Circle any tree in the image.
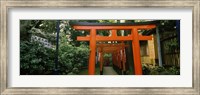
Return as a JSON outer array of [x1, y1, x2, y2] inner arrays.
[[20, 20, 38, 41], [20, 20, 56, 75]]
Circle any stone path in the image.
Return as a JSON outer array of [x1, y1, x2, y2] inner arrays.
[[103, 66, 118, 75]]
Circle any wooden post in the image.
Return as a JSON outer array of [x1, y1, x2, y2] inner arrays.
[[132, 28, 142, 75], [88, 29, 96, 75], [122, 49, 126, 72], [111, 30, 117, 37], [156, 26, 163, 67], [112, 52, 115, 66], [176, 20, 180, 47], [100, 50, 104, 75], [118, 50, 121, 69], [114, 52, 117, 66]]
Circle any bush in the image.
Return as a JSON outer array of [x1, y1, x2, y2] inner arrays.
[[20, 41, 55, 75], [142, 64, 180, 75], [59, 43, 89, 75]]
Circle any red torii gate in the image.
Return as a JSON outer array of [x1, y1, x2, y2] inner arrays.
[[71, 22, 156, 75], [97, 43, 128, 75]]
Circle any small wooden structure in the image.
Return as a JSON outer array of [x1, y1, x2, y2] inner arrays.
[[71, 21, 157, 75]]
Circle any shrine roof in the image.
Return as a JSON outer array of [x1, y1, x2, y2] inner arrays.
[[70, 21, 158, 26]]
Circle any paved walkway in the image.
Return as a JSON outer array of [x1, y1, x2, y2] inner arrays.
[[103, 66, 118, 75]]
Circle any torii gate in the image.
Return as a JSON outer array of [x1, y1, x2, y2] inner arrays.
[[97, 43, 128, 75], [71, 22, 156, 75]]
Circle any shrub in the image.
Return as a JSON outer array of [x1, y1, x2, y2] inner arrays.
[[20, 41, 55, 75], [142, 64, 180, 75], [58, 44, 89, 75]]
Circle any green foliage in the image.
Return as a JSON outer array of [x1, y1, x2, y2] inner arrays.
[[20, 20, 38, 41], [99, 20, 116, 23], [65, 21, 90, 47], [58, 34, 90, 74], [163, 38, 179, 53], [20, 20, 90, 75], [103, 53, 112, 58], [20, 20, 57, 45], [38, 20, 56, 34], [20, 41, 55, 75], [142, 64, 180, 75], [58, 44, 90, 74], [33, 20, 57, 45], [159, 20, 176, 31]]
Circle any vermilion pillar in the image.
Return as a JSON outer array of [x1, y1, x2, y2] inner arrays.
[[113, 52, 116, 66], [88, 29, 96, 75], [132, 28, 142, 75], [100, 51, 104, 75], [118, 50, 121, 69], [122, 49, 126, 72], [112, 53, 115, 66]]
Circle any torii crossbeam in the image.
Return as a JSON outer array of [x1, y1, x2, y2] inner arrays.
[[71, 21, 157, 75]]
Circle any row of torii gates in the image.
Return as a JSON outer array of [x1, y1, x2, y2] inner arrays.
[[97, 42, 128, 75], [71, 21, 157, 75]]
